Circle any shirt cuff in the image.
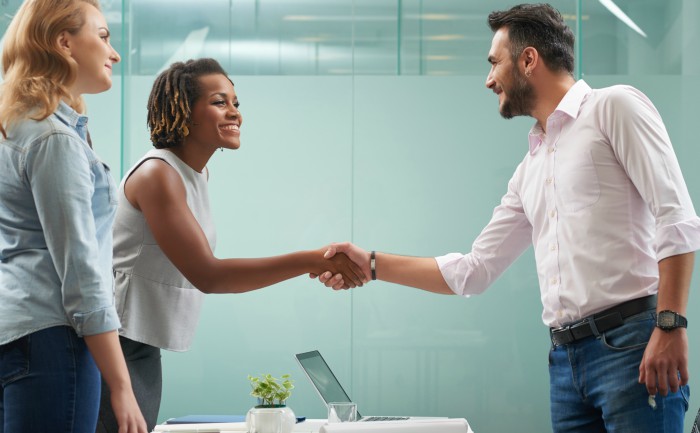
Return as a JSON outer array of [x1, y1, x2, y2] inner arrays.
[[655, 217, 700, 261], [435, 253, 471, 296], [72, 306, 121, 337]]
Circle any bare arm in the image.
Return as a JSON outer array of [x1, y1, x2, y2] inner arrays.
[[125, 159, 365, 293], [319, 242, 454, 294], [639, 252, 694, 396], [84, 331, 147, 433]]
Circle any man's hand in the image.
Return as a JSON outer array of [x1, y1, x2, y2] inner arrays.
[[309, 242, 371, 290], [638, 327, 689, 396]]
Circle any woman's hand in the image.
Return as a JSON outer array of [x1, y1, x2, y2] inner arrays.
[[110, 387, 148, 433], [310, 248, 366, 290]]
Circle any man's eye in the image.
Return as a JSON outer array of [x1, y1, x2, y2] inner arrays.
[[234, 102, 240, 109]]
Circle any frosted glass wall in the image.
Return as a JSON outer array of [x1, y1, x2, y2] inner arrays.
[[1, 0, 697, 431]]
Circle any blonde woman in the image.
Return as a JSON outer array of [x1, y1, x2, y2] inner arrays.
[[0, 0, 146, 431]]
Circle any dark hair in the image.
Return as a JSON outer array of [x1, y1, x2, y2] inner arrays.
[[147, 58, 232, 148], [487, 3, 574, 75]]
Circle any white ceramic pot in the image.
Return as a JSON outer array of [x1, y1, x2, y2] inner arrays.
[[246, 405, 296, 433]]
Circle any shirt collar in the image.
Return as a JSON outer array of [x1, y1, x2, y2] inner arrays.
[[54, 101, 89, 142], [527, 79, 592, 155]]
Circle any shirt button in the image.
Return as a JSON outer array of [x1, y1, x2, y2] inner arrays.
[[546, 177, 553, 184], [548, 147, 555, 153], [550, 277, 558, 285], [557, 310, 564, 318], [550, 210, 557, 218], [550, 244, 557, 251]]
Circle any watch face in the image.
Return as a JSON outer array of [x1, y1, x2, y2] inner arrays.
[[659, 314, 675, 327], [658, 313, 676, 328]]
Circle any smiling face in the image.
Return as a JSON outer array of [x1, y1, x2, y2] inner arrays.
[[62, 3, 120, 97], [485, 28, 534, 119], [186, 73, 242, 152]]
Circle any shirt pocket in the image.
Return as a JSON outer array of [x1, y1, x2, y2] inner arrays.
[[92, 160, 118, 206], [554, 148, 601, 213]]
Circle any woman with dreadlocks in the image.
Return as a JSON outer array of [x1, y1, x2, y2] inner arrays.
[[96, 58, 366, 432]]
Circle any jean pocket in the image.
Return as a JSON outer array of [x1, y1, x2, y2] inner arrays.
[[0, 335, 31, 385], [601, 313, 655, 351]]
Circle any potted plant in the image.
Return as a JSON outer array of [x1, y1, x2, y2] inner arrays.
[[246, 374, 296, 433]]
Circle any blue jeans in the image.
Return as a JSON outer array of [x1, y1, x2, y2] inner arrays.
[[0, 326, 100, 433], [549, 309, 689, 433]]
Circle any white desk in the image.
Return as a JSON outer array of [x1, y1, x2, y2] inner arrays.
[[153, 418, 473, 433], [153, 419, 326, 432]]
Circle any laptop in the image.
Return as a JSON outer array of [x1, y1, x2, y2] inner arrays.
[[295, 350, 421, 422]]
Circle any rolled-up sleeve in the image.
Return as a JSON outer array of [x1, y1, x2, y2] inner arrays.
[[602, 86, 700, 260], [25, 133, 120, 336]]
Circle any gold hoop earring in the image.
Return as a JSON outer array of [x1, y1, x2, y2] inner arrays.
[[183, 125, 190, 137]]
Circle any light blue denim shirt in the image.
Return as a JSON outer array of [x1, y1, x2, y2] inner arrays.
[[0, 101, 120, 345]]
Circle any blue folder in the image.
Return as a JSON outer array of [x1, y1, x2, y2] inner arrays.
[[165, 414, 306, 424]]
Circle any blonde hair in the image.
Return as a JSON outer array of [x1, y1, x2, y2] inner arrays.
[[0, 0, 101, 138]]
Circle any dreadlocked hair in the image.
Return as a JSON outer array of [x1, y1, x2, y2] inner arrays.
[[147, 58, 231, 148]]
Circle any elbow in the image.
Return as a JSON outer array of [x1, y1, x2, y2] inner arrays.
[[196, 283, 216, 294], [184, 259, 227, 294], [185, 272, 219, 294], [193, 276, 226, 294]]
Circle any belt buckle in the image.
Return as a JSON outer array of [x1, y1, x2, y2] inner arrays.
[[551, 325, 573, 346]]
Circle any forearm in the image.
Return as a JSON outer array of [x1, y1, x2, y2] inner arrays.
[[374, 252, 453, 295], [199, 250, 323, 294], [84, 331, 133, 394], [656, 252, 694, 314]]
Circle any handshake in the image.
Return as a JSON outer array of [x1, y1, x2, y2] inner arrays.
[[310, 242, 370, 290]]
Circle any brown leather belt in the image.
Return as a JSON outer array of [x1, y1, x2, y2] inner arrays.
[[550, 294, 657, 346]]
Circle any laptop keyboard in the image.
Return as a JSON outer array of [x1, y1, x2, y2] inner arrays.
[[361, 416, 410, 422]]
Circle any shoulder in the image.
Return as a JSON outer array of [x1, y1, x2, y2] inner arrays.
[[7, 114, 76, 147], [125, 154, 187, 209], [590, 85, 654, 110], [128, 156, 182, 188]]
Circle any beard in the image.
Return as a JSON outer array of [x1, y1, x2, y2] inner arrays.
[[500, 66, 535, 119]]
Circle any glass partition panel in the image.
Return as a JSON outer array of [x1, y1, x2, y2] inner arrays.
[[580, 0, 684, 75]]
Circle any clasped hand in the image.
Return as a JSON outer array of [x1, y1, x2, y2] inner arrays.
[[310, 242, 371, 290]]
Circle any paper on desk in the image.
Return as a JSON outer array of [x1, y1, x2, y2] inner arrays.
[[319, 418, 474, 433]]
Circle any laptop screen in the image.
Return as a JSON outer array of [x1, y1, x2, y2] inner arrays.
[[295, 350, 362, 418]]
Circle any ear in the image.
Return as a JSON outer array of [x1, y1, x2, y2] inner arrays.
[[57, 31, 72, 55], [520, 46, 539, 75]]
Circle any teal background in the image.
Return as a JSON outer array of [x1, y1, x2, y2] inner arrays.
[[2, 0, 698, 431]]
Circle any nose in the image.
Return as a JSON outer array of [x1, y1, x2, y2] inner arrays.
[[227, 103, 242, 125], [110, 45, 121, 64], [485, 68, 495, 89]]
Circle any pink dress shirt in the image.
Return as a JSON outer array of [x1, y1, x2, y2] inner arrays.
[[436, 80, 700, 327]]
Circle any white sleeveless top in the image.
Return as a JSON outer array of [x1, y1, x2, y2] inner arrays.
[[112, 149, 216, 351]]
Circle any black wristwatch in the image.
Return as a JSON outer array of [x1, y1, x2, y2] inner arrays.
[[656, 310, 688, 332]]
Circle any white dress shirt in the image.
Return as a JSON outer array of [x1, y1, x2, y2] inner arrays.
[[436, 80, 700, 327]]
